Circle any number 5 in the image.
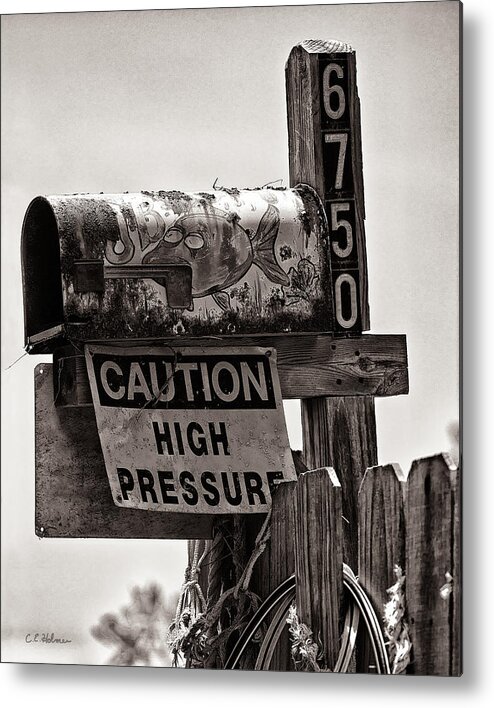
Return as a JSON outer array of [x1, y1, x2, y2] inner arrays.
[[330, 203, 353, 258]]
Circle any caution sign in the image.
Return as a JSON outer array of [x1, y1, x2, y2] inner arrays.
[[85, 345, 296, 514]]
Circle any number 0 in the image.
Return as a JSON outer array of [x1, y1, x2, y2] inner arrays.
[[335, 273, 358, 329], [323, 63, 346, 120]]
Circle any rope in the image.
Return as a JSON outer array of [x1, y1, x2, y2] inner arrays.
[[167, 539, 209, 666], [206, 525, 226, 610], [168, 511, 272, 668], [238, 511, 270, 594]]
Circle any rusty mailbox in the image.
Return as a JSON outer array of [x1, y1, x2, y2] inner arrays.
[[22, 186, 331, 354]]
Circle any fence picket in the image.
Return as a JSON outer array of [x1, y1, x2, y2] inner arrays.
[[266, 480, 298, 671], [295, 467, 343, 669], [405, 453, 460, 676], [357, 463, 406, 671]]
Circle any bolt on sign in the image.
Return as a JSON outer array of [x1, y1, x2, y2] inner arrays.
[[85, 344, 296, 514]]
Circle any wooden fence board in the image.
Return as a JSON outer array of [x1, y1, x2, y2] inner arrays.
[[357, 463, 406, 672], [295, 467, 343, 669], [358, 463, 406, 611], [405, 454, 460, 676], [265, 480, 298, 671], [267, 481, 298, 597]]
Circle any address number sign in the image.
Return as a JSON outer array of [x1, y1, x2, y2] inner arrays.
[[320, 54, 363, 332]]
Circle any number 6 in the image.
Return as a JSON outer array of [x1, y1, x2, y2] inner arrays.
[[323, 63, 346, 120]]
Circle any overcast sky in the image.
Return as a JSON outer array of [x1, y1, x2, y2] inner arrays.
[[1, 1, 459, 665]]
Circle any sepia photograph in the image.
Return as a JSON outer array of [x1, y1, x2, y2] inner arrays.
[[2, 0, 462, 686]]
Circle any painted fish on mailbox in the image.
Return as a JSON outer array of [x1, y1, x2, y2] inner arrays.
[[140, 205, 289, 310], [22, 187, 331, 350]]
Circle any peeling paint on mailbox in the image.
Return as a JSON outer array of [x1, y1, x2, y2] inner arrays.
[[22, 186, 331, 352], [85, 344, 297, 514]]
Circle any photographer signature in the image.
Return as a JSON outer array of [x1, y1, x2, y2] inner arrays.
[[25, 632, 72, 645]]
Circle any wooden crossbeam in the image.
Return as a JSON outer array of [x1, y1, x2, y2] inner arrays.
[[53, 333, 408, 408]]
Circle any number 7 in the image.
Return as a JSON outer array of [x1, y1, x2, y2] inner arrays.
[[325, 133, 348, 190]]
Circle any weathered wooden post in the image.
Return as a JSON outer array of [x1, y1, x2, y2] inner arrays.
[[283, 40, 378, 668], [286, 39, 377, 568]]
